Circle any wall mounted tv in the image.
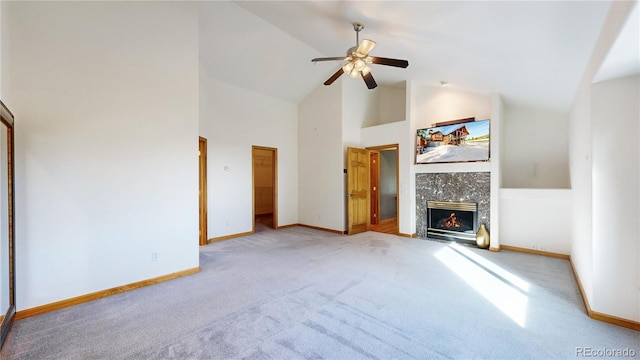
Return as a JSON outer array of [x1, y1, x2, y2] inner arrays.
[[416, 119, 490, 164]]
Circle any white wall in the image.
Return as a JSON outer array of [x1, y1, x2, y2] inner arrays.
[[298, 83, 344, 232], [502, 104, 570, 188], [591, 74, 639, 320], [378, 86, 406, 125], [199, 69, 299, 234], [569, 76, 595, 301], [489, 93, 504, 250], [499, 189, 572, 254], [356, 85, 406, 129], [298, 79, 409, 234], [341, 77, 368, 153], [299, 79, 410, 234], [358, 85, 407, 128], [358, 89, 379, 129], [412, 85, 492, 128], [0, 0, 9, 315], [568, 0, 638, 322], [1, 0, 7, 100], [361, 120, 412, 235], [411, 85, 492, 174], [7, 2, 200, 310]]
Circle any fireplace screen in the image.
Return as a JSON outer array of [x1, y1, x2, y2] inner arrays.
[[427, 201, 478, 243]]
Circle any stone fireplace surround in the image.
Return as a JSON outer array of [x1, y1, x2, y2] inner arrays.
[[416, 172, 490, 240]]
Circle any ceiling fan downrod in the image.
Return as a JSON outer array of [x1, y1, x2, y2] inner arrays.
[[353, 22, 364, 47]]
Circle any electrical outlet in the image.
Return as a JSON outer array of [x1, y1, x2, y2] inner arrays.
[[151, 252, 159, 262], [539, 245, 544, 251]]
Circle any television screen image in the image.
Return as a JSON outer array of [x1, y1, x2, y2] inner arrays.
[[416, 119, 490, 164]]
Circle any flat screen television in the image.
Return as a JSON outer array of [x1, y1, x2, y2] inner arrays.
[[416, 119, 490, 164]]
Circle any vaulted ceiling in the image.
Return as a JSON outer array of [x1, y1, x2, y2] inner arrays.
[[198, 1, 625, 112]]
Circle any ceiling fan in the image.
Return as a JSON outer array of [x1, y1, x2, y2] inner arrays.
[[312, 22, 409, 90]]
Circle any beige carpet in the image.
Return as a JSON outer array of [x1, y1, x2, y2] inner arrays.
[[2, 225, 638, 359]]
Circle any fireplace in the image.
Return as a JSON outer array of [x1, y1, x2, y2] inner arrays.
[[427, 201, 478, 243], [415, 172, 490, 240]]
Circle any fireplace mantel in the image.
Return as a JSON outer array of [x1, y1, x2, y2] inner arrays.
[[414, 162, 490, 175]]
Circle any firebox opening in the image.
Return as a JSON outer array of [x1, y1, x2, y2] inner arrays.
[[432, 209, 473, 232], [427, 201, 478, 243]]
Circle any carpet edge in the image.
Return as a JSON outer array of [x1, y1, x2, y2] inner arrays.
[[15, 267, 201, 320]]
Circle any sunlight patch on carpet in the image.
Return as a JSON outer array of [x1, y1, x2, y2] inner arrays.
[[435, 245, 529, 327]]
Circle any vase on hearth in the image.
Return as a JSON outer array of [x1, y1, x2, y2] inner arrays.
[[476, 224, 490, 249]]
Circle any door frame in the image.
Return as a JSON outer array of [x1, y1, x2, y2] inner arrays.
[[199, 137, 208, 246], [366, 144, 399, 234], [252, 146, 278, 231], [0, 100, 15, 348], [369, 150, 380, 225]]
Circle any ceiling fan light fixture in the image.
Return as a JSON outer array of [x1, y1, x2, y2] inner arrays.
[[361, 65, 371, 76], [356, 39, 376, 56]]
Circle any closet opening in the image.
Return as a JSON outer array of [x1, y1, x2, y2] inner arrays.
[[252, 146, 277, 231]]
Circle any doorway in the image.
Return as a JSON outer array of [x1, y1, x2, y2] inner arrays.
[[199, 137, 208, 245], [368, 145, 399, 235], [252, 146, 277, 231]]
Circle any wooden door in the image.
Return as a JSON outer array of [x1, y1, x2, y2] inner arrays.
[[198, 137, 208, 246], [369, 150, 380, 225], [347, 147, 370, 235]]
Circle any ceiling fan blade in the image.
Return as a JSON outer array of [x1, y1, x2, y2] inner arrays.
[[312, 57, 348, 63], [370, 56, 409, 68], [324, 68, 344, 85], [356, 39, 376, 56], [361, 71, 377, 89]]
